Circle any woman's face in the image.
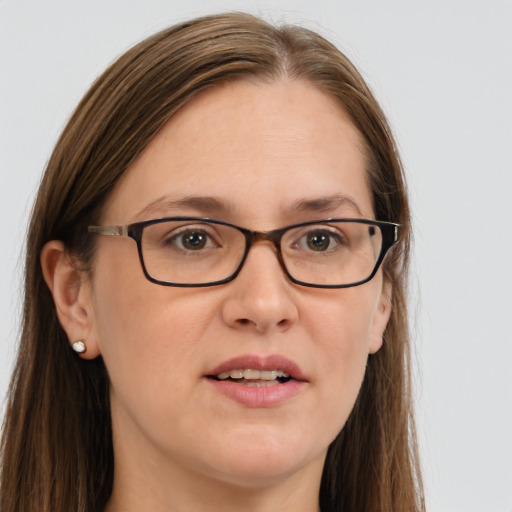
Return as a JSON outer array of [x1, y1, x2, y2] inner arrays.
[[83, 79, 391, 488]]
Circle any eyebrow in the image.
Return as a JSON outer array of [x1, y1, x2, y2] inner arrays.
[[291, 194, 364, 217], [135, 195, 234, 219], [134, 193, 364, 220]]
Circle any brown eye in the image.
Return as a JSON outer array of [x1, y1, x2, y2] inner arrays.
[[180, 231, 208, 250], [306, 232, 331, 251], [155, 223, 222, 253], [290, 226, 345, 254]]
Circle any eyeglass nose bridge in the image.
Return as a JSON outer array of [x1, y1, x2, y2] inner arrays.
[[235, 227, 292, 282]]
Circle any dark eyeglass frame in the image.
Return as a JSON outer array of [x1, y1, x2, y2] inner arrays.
[[88, 217, 400, 289]]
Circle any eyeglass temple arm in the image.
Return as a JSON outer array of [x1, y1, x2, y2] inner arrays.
[[88, 225, 129, 237]]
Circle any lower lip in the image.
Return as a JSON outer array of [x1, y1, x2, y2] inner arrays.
[[206, 379, 306, 407]]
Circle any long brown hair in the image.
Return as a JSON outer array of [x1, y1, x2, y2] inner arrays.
[[1, 12, 423, 512]]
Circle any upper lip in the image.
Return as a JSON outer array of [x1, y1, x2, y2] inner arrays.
[[207, 354, 308, 382]]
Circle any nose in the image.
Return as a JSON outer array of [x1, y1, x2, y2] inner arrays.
[[221, 242, 299, 334]]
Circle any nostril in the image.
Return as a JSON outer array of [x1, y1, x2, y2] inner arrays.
[[233, 317, 290, 331]]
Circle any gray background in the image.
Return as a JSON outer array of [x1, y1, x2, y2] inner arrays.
[[1, 1, 511, 510]]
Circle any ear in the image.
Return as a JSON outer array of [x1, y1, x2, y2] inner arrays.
[[41, 241, 101, 359], [369, 279, 392, 355]]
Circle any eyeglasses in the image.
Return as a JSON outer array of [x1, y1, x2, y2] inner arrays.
[[88, 217, 400, 288]]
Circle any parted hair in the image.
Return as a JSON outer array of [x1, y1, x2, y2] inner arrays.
[[0, 12, 424, 512]]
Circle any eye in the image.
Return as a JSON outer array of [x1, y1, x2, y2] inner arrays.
[[179, 230, 208, 250], [293, 228, 345, 252], [166, 227, 219, 251]]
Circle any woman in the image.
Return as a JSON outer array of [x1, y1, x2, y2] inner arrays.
[[0, 12, 424, 512]]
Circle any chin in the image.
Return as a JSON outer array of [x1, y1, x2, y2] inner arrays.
[[205, 455, 319, 489], [194, 427, 328, 488]]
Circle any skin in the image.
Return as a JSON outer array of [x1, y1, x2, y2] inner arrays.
[[42, 79, 391, 512]]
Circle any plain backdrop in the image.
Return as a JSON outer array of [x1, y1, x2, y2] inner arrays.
[[1, 1, 511, 510]]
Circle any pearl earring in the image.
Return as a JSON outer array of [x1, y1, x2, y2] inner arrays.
[[72, 340, 87, 353]]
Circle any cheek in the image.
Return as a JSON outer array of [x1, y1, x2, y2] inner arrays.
[[90, 250, 220, 404], [306, 285, 379, 361], [96, 289, 212, 365], [302, 287, 380, 426]]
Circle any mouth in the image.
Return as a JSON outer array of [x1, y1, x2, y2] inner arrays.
[[205, 354, 307, 407], [209, 368, 292, 387]]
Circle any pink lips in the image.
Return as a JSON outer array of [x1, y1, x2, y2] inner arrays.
[[206, 354, 307, 408]]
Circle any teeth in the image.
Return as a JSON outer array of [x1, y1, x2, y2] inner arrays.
[[243, 380, 280, 387], [217, 369, 290, 381]]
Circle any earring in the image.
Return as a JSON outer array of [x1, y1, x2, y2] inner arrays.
[[72, 340, 87, 353]]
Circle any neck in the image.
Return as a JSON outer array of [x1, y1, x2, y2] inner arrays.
[[105, 460, 323, 512], [104, 433, 324, 512]]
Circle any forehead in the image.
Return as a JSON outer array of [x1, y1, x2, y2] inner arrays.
[[104, 79, 373, 225]]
